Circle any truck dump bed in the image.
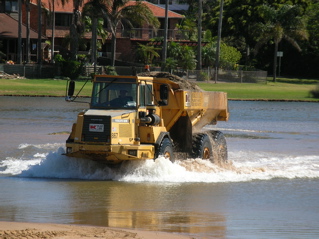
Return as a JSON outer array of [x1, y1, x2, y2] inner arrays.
[[152, 75, 229, 131]]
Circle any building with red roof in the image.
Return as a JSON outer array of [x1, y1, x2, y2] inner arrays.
[[0, 0, 187, 65]]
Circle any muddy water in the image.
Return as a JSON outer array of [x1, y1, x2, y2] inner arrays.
[[0, 96, 319, 238]]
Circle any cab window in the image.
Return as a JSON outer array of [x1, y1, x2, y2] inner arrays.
[[139, 84, 153, 107]]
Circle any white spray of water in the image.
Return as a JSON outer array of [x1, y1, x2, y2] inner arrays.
[[1, 143, 318, 182]]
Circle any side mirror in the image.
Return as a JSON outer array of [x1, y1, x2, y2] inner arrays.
[[66, 80, 75, 101], [68, 80, 75, 97], [160, 84, 168, 100], [159, 84, 169, 106]]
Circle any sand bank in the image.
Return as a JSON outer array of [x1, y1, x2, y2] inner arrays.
[[0, 221, 191, 239]]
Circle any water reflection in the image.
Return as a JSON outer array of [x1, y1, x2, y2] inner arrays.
[[68, 182, 227, 237], [0, 178, 227, 237]]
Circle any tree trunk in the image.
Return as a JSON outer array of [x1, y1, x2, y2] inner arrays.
[[273, 40, 278, 82], [70, 9, 80, 60], [92, 17, 97, 73], [51, 0, 55, 63], [18, 0, 22, 64], [26, 0, 31, 63], [37, 0, 42, 66], [214, 0, 224, 83], [111, 33, 116, 66], [161, 0, 168, 71], [196, 0, 202, 70]]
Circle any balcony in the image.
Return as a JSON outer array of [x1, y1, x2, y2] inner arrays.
[[120, 28, 191, 41], [146, 0, 189, 11]]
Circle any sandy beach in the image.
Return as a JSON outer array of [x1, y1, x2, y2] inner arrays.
[[0, 221, 191, 239]]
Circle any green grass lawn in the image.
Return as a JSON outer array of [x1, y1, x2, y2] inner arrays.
[[197, 79, 319, 102], [0, 78, 92, 97], [1, 77, 319, 102]]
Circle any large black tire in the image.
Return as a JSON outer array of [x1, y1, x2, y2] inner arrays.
[[156, 138, 175, 163], [191, 133, 213, 160], [209, 130, 228, 164]]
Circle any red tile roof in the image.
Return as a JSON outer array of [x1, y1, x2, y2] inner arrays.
[[38, 0, 184, 18], [0, 13, 43, 39], [38, 0, 89, 13], [125, 1, 184, 18]]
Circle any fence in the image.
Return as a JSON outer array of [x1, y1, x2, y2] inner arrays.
[[186, 68, 268, 83], [110, 66, 268, 83], [2, 64, 59, 78], [2, 64, 268, 83]]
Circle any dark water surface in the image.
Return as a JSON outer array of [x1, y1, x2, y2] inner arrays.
[[1, 96, 319, 238]]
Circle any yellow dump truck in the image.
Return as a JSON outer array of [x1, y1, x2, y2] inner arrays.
[[66, 73, 229, 164]]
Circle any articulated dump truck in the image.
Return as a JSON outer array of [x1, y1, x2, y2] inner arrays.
[[66, 73, 229, 164]]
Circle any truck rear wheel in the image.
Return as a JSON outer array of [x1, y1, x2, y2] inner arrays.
[[156, 138, 175, 163], [209, 130, 228, 164], [192, 133, 212, 160]]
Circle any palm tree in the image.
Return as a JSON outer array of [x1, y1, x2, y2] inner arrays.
[[82, 0, 108, 72], [70, 0, 85, 60], [202, 41, 216, 67], [254, 4, 308, 82], [103, 0, 160, 66]]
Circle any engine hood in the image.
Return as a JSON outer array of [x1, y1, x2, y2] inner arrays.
[[84, 109, 135, 117]]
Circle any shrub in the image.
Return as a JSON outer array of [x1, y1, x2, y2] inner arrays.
[[104, 66, 117, 75], [61, 60, 83, 80], [310, 84, 319, 98], [54, 54, 64, 65], [54, 54, 83, 79]]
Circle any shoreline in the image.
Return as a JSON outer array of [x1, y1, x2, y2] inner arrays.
[[0, 221, 191, 239], [1, 94, 318, 102]]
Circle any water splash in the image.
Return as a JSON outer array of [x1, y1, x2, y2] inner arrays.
[[1, 143, 318, 182]]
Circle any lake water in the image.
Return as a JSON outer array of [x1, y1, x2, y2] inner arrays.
[[0, 96, 319, 239]]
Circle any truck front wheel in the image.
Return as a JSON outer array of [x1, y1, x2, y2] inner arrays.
[[156, 138, 175, 163], [209, 130, 228, 164], [192, 133, 212, 160]]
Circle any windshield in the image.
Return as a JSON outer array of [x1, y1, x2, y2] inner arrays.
[[91, 82, 137, 109]]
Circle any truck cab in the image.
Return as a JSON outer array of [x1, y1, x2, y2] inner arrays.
[[66, 75, 170, 163]]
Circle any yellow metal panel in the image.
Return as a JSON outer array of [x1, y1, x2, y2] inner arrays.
[[74, 113, 84, 142], [119, 124, 132, 137]]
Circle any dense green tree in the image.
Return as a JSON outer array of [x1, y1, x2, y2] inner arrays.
[[202, 42, 216, 67], [202, 40, 241, 70], [254, 4, 308, 82], [167, 41, 183, 60], [201, 0, 309, 71], [136, 43, 160, 65], [167, 41, 197, 70], [163, 57, 178, 73], [179, 45, 197, 70], [304, 2, 319, 55], [220, 42, 242, 69], [276, 1, 319, 78], [176, 18, 197, 41]]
